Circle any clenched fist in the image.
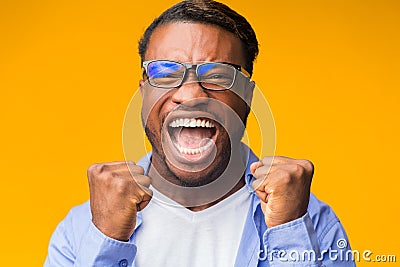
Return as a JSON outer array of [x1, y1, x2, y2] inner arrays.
[[250, 156, 314, 228], [87, 161, 152, 241]]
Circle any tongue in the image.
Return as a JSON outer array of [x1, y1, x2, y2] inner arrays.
[[176, 127, 213, 149]]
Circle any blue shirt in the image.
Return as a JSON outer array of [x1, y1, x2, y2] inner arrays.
[[45, 148, 355, 266]]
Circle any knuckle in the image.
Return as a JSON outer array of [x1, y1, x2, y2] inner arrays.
[[307, 161, 315, 173], [87, 164, 105, 184], [276, 170, 292, 185], [110, 171, 120, 178], [87, 163, 102, 175], [295, 164, 305, 176], [87, 164, 96, 174], [300, 159, 314, 171], [101, 163, 111, 172], [281, 174, 292, 185]]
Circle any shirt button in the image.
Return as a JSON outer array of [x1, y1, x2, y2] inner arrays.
[[119, 259, 128, 267]]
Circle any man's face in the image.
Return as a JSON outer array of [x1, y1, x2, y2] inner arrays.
[[140, 22, 253, 187]]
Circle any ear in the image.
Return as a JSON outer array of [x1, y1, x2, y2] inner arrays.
[[139, 79, 145, 97]]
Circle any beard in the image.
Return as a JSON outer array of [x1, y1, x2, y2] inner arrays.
[[144, 123, 233, 187], [142, 103, 250, 188]]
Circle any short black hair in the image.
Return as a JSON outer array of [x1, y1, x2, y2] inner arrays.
[[138, 0, 259, 76]]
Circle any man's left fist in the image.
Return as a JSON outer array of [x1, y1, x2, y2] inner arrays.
[[250, 156, 314, 228]]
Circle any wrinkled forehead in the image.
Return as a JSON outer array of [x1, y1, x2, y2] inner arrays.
[[144, 22, 246, 66]]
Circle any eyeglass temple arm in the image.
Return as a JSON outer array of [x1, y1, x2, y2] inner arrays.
[[240, 67, 251, 78]]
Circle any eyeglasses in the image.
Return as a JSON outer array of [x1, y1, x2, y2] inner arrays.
[[142, 60, 250, 90]]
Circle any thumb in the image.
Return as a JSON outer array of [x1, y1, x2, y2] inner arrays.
[[250, 161, 263, 175]]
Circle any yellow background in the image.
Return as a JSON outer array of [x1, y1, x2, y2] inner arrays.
[[1, 0, 399, 265]]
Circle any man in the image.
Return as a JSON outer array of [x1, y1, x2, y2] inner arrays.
[[45, 1, 354, 266]]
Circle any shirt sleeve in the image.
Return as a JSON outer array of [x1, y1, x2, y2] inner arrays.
[[261, 212, 355, 266], [44, 208, 137, 267]]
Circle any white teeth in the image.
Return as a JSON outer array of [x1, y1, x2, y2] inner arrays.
[[189, 119, 197, 127], [184, 118, 190, 127], [168, 118, 216, 128], [175, 140, 214, 155], [168, 118, 216, 156]]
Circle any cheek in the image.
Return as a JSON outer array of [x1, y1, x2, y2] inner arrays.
[[233, 99, 248, 120], [141, 87, 172, 129], [142, 100, 158, 131], [212, 93, 248, 121]]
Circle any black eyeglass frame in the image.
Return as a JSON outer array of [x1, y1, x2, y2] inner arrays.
[[142, 60, 251, 90]]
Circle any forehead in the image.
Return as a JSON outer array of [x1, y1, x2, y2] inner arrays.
[[144, 22, 245, 66]]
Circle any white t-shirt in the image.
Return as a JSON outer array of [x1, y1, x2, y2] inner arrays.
[[134, 185, 252, 267]]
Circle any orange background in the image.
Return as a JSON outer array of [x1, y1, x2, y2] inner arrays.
[[1, 0, 399, 265]]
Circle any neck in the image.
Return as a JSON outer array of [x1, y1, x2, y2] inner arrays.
[[187, 178, 245, 212]]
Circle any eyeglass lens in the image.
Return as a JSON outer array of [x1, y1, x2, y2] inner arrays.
[[146, 61, 236, 90]]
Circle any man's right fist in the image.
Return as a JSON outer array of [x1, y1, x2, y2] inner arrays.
[[87, 161, 152, 241]]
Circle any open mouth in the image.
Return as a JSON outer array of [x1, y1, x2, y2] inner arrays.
[[167, 117, 218, 160]]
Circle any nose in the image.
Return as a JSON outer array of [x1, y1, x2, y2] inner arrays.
[[171, 71, 209, 105]]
